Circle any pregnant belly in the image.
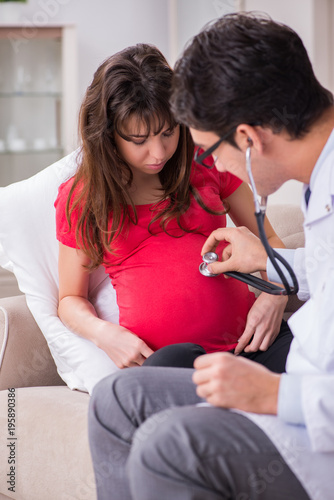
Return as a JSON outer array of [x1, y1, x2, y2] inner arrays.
[[110, 233, 255, 353]]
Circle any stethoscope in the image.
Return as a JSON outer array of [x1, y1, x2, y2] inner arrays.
[[199, 146, 299, 295]]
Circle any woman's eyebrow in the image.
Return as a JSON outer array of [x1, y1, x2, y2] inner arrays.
[[127, 125, 174, 138]]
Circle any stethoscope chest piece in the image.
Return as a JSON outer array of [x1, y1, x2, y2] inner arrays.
[[199, 252, 219, 277], [197, 146, 298, 295]]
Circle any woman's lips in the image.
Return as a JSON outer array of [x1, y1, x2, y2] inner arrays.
[[147, 161, 166, 170]]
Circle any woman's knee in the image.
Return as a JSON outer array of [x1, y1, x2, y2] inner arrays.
[[143, 343, 206, 368]]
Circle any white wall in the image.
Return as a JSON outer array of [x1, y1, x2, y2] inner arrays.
[[13, 0, 170, 104], [242, 0, 333, 91], [3, 0, 333, 206], [170, 0, 334, 206], [169, 0, 235, 65], [240, 0, 334, 206]]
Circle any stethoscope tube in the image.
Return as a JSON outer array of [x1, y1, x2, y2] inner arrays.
[[200, 146, 299, 296], [245, 145, 299, 295], [253, 209, 299, 295]]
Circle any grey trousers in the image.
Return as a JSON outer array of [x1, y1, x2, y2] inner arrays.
[[88, 367, 310, 500]]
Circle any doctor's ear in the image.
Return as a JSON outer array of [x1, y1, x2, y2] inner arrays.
[[235, 124, 264, 153]]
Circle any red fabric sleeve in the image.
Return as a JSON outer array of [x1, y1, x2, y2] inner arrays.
[[194, 147, 243, 199], [218, 171, 243, 198], [54, 177, 80, 249]]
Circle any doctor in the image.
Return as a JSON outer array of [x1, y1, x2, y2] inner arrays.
[[88, 13, 334, 500]]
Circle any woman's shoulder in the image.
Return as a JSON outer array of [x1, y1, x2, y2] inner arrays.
[[54, 176, 87, 247], [54, 176, 83, 211], [191, 151, 242, 197], [55, 174, 73, 198]]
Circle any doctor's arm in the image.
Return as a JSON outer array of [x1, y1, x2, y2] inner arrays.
[[292, 278, 334, 452], [193, 353, 334, 452], [279, 373, 334, 452], [202, 214, 310, 301]]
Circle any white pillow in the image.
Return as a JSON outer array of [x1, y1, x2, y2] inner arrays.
[[0, 151, 120, 394]]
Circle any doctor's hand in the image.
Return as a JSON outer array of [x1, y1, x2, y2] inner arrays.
[[201, 226, 267, 276], [193, 352, 280, 415], [234, 293, 288, 355]]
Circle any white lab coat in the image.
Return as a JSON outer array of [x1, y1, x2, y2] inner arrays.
[[241, 130, 334, 500]]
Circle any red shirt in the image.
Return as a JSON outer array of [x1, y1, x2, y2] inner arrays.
[[55, 162, 255, 352]]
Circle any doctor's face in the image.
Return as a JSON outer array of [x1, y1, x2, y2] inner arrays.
[[190, 128, 248, 179], [190, 127, 283, 197]]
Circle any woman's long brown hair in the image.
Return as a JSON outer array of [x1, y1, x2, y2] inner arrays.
[[67, 44, 225, 269]]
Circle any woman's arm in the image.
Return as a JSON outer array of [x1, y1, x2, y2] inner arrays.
[[226, 182, 284, 250], [58, 243, 154, 368], [224, 182, 288, 354]]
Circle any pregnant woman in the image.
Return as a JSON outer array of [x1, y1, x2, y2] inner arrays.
[[55, 43, 290, 371]]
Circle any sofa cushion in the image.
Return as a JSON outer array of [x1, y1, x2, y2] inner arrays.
[[0, 387, 95, 500], [0, 296, 65, 390], [266, 203, 305, 248], [0, 152, 119, 394]]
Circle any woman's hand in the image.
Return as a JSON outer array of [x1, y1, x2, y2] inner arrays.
[[57, 244, 154, 368], [97, 323, 154, 369], [234, 293, 288, 355]]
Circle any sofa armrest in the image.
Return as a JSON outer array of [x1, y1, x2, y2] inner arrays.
[[267, 204, 305, 315], [248, 204, 305, 315], [266, 203, 305, 249], [0, 295, 65, 389]]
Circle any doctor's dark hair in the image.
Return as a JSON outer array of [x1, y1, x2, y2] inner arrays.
[[171, 13, 333, 144], [66, 44, 210, 269]]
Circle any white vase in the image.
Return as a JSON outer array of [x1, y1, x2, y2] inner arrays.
[[0, 3, 26, 24]]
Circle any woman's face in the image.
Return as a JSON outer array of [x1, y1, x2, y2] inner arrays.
[[114, 115, 180, 178]]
